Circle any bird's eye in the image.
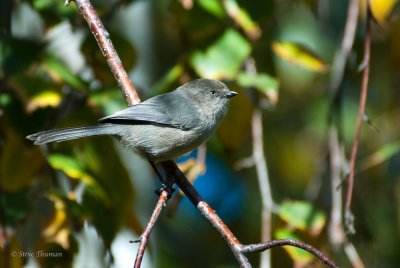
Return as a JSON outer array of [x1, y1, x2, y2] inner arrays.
[[210, 90, 216, 95]]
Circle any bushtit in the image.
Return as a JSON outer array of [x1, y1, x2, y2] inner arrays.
[[27, 79, 237, 163]]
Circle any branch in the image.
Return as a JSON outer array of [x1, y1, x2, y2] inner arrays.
[[344, 1, 372, 233], [161, 160, 252, 267], [252, 106, 273, 268], [241, 239, 338, 268], [329, 0, 359, 94], [328, 127, 346, 247], [244, 57, 274, 268], [327, 0, 365, 266], [161, 161, 338, 268], [132, 189, 170, 268]]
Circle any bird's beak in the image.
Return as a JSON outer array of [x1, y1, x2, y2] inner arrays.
[[226, 91, 238, 98]]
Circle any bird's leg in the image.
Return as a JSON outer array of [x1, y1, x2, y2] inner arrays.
[[155, 184, 176, 199], [149, 161, 175, 197], [149, 161, 164, 181]]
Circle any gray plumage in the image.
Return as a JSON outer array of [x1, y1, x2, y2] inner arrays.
[[27, 79, 237, 162]]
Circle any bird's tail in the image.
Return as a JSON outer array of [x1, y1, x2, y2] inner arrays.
[[26, 124, 119, 145]]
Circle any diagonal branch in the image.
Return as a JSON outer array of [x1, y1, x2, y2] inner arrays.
[[161, 160, 252, 268], [344, 1, 372, 233], [161, 161, 338, 268], [132, 189, 170, 268]]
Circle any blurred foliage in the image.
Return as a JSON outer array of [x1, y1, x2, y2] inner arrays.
[[1, 0, 400, 267], [271, 41, 328, 73]]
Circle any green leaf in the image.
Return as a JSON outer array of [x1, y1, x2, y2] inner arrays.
[[48, 154, 94, 186], [151, 63, 184, 95], [278, 200, 326, 235], [196, 0, 225, 18], [89, 89, 126, 116], [33, 0, 75, 26], [275, 228, 314, 265], [42, 56, 86, 90], [360, 141, 400, 171], [237, 72, 279, 105], [190, 29, 251, 79], [0, 93, 12, 107], [48, 154, 108, 202]]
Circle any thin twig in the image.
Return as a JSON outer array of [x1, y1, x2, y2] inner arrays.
[[328, 127, 346, 248], [329, 0, 359, 94], [343, 242, 365, 268], [345, 2, 372, 233], [245, 57, 274, 268], [241, 239, 339, 268], [328, 0, 363, 267], [327, 0, 365, 266], [133, 190, 170, 268], [252, 108, 273, 268]]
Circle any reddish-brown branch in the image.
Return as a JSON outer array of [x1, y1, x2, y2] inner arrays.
[[327, 0, 365, 266], [197, 202, 251, 268], [65, 0, 140, 106], [133, 190, 170, 268], [345, 3, 372, 231], [162, 161, 338, 268], [161, 160, 252, 267]]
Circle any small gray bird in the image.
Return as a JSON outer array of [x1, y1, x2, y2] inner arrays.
[[27, 79, 237, 163]]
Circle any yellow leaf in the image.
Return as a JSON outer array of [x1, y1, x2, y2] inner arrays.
[[275, 228, 314, 266], [43, 195, 69, 249], [272, 41, 328, 73], [363, 0, 398, 24], [27, 91, 61, 113], [223, 0, 261, 40], [178, 158, 206, 182]]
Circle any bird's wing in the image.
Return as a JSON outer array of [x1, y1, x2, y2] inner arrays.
[[99, 93, 202, 130]]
